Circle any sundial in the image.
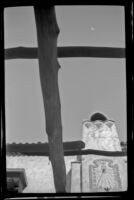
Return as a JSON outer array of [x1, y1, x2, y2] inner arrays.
[[89, 158, 122, 192]]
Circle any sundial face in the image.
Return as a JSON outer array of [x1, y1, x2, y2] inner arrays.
[[89, 159, 122, 192]]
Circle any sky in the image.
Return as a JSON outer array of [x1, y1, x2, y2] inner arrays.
[[4, 6, 126, 144]]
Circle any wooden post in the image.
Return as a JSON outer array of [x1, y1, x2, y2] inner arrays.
[[34, 6, 66, 192]]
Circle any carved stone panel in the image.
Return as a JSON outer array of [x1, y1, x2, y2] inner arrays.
[[82, 155, 127, 192], [82, 120, 122, 152], [89, 159, 122, 192]]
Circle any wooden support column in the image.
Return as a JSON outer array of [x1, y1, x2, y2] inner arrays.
[[34, 6, 66, 192]]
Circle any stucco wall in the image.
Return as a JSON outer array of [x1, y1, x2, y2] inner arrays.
[[6, 155, 77, 193]]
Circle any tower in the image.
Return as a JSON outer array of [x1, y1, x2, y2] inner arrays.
[[82, 112, 122, 151]]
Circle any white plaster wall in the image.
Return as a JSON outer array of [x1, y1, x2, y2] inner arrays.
[[6, 155, 77, 193]]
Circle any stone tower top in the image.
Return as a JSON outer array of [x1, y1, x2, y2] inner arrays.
[[82, 112, 122, 152]]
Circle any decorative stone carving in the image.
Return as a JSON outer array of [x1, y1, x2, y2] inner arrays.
[[82, 155, 127, 192], [82, 119, 122, 151], [89, 159, 122, 192]]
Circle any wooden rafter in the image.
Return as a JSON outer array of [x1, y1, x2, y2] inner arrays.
[[5, 46, 125, 60]]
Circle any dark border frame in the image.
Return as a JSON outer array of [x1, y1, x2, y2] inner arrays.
[[1, 0, 133, 199]]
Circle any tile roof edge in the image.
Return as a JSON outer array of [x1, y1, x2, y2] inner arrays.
[[6, 140, 85, 145]]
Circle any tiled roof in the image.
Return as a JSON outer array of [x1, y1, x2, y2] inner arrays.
[[6, 141, 85, 146], [6, 141, 85, 156]]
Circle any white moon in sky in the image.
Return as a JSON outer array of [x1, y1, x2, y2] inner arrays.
[[90, 27, 95, 31]]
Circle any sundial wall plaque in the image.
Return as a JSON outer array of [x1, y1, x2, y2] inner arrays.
[[89, 158, 122, 192]]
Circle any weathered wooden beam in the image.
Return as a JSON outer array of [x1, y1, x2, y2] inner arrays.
[[63, 149, 127, 157], [34, 6, 66, 192], [6, 141, 85, 153], [5, 46, 125, 60]]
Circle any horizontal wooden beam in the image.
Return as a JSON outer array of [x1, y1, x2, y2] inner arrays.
[[5, 46, 125, 60], [7, 149, 127, 157], [63, 149, 127, 157], [6, 141, 85, 153]]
